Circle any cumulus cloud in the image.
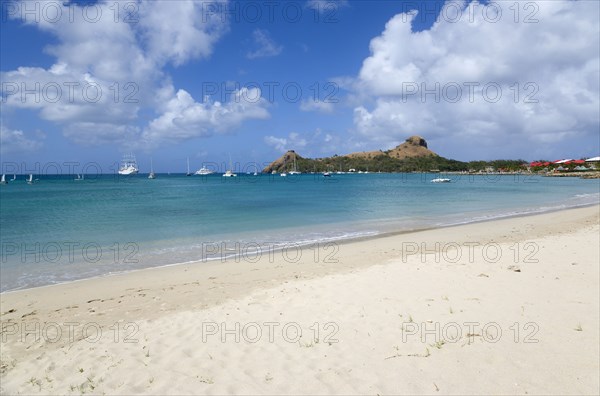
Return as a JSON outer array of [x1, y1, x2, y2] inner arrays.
[[264, 129, 349, 157], [138, 0, 228, 66], [300, 99, 335, 113], [0, 125, 43, 154], [1, 0, 266, 151], [352, 0, 600, 158], [246, 29, 283, 59], [264, 132, 307, 152], [142, 87, 269, 147], [264, 136, 289, 152]]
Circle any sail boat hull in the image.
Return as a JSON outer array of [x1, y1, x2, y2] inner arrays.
[[186, 157, 192, 176], [223, 153, 237, 177], [289, 156, 301, 175], [148, 158, 156, 179]]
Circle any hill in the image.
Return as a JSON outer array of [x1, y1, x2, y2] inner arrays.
[[262, 136, 526, 173]]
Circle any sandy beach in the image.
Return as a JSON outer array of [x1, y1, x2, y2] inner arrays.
[[1, 206, 598, 395]]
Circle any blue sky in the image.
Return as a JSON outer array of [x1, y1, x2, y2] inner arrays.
[[1, 0, 599, 173]]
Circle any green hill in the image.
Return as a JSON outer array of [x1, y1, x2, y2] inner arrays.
[[263, 136, 527, 173]]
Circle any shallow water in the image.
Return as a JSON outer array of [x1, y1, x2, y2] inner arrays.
[[1, 172, 598, 291]]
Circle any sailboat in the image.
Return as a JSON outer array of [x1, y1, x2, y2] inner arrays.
[[186, 157, 192, 176], [289, 157, 301, 175], [222, 154, 237, 177], [27, 174, 34, 184], [11, 175, 16, 181], [74, 174, 84, 181], [0, 174, 7, 184], [118, 153, 139, 175], [148, 158, 156, 179], [280, 157, 288, 177]]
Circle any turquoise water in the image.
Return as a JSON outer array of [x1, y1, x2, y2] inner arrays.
[[1, 172, 598, 292]]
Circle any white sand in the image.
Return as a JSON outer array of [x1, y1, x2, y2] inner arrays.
[[1, 206, 599, 395]]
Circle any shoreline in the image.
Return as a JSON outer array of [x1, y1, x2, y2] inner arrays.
[[2, 200, 599, 295], [1, 204, 598, 321], [1, 205, 598, 394]]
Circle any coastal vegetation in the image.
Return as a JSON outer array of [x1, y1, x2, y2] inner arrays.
[[263, 136, 528, 173]]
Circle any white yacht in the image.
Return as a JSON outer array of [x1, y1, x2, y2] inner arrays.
[[118, 154, 139, 175], [195, 166, 214, 176], [431, 178, 451, 183]]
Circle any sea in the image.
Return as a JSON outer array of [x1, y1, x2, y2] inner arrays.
[[1, 172, 598, 292]]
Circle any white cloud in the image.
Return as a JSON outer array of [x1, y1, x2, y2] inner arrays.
[[138, 0, 229, 66], [264, 132, 308, 152], [142, 87, 269, 147], [0, 125, 43, 154], [264, 136, 289, 152], [246, 29, 283, 59], [1, 66, 140, 124], [300, 99, 334, 113], [1, 0, 267, 151], [352, 0, 600, 158], [306, 0, 349, 14], [264, 129, 351, 157]]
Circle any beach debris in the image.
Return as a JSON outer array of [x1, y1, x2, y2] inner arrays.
[[507, 265, 521, 272], [477, 273, 489, 277], [197, 376, 214, 384], [21, 310, 36, 318], [430, 340, 446, 349]]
